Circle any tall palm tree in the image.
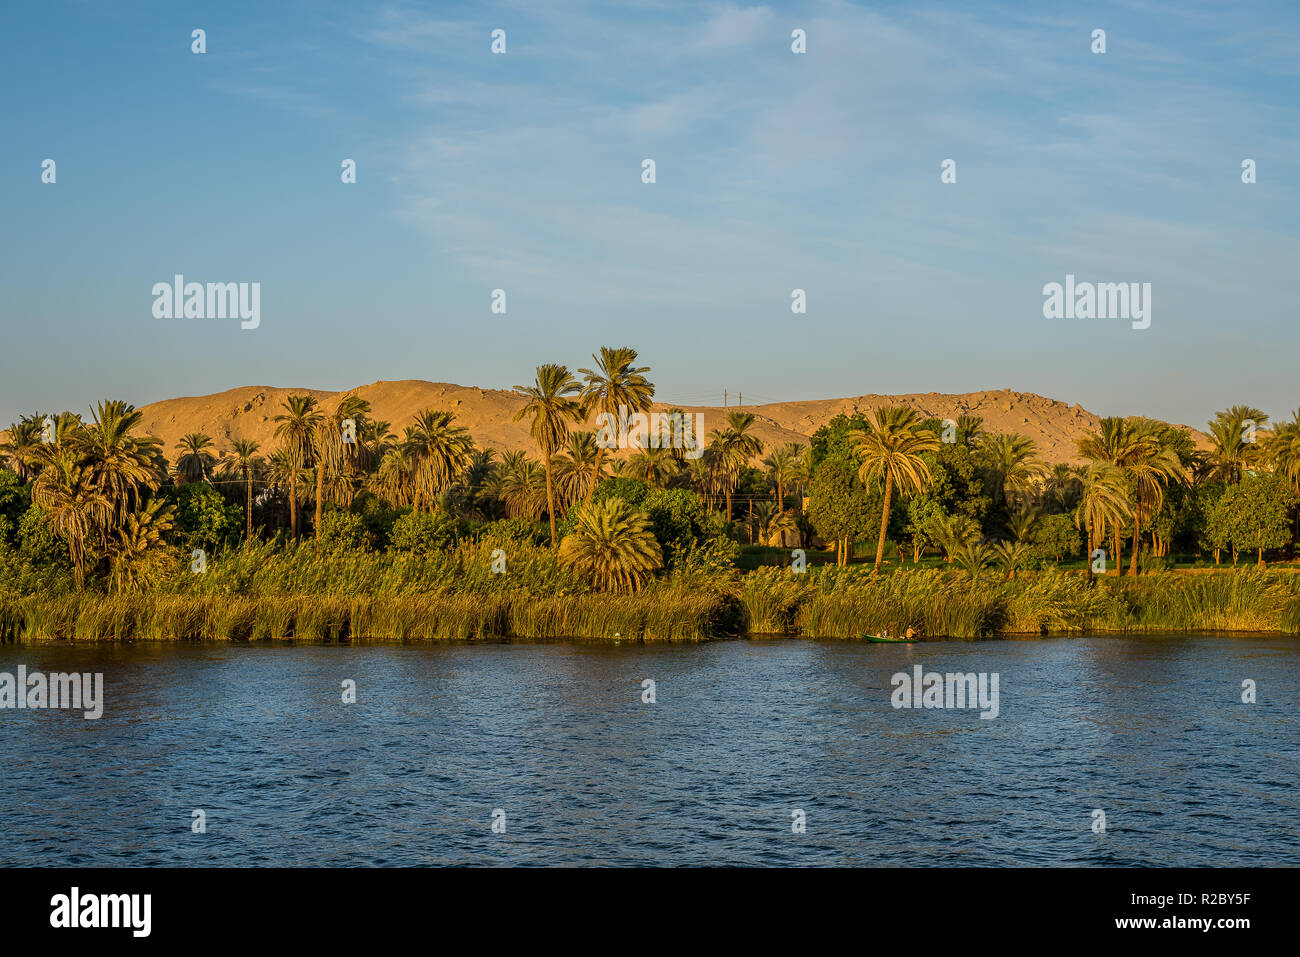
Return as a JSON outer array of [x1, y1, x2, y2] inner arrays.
[[513, 364, 584, 546], [313, 392, 371, 538], [31, 449, 109, 590], [706, 411, 764, 521], [978, 432, 1046, 506], [624, 446, 678, 490], [578, 346, 655, 505], [553, 432, 605, 509], [273, 395, 323, 538], [79, 400, 166, 532], [1074, 462, 1130, 580], [404, 409, 474, 512], [1205, 405, 1269, 484], [763, 442, 803, 513], [852, 406, 940, 574], [228, 439, 262, 539], [490, 450, 547, 520], [0, 417, 45, 482], [1124, 436, 1185, 574], [1269, 410, 1300, 495], [559, 498, 663, 592], [173, 432, 216, 485]]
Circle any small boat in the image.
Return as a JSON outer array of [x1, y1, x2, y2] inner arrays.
[[863, 632, 918, 643]]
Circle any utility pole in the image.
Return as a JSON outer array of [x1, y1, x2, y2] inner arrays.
[[723, 389, 727, 408], [739, 392, 743, 407]]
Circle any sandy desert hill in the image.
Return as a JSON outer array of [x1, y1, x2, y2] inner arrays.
[[132, 380, 1209, 467]]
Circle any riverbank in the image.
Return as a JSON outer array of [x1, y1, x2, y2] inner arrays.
[[4, 567, 1299, 643]]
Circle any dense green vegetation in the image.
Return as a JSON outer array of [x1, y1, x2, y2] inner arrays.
[[3, 352, 1299, 642]]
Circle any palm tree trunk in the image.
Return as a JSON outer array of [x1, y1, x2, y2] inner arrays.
[[874, 470, 894, 573], [245, 469, 253, 540], [776, 478, 784, 513], [315, 460, 325, 539], [543, 453, 558, 547], [289, 476, 298, 537], [583, 448, 606, 507], [725, 488, 733, 522], [1130, 515, 1141, 576]]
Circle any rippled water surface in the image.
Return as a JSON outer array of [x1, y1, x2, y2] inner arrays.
[[1, 637, 1297, 866]]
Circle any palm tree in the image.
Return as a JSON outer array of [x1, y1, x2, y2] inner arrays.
[[952, 541, 994, 580], [490, 451, 547, 520], [228, 439, 262, 539], [853, 406, 940, 573], [1205, 405, 1269, 484], [706, 411, 764, 521], [374, 443, 417, 509], [1006, 504, 1039, 544], [746, 500, 796, 546], [624, 446, 678, 489], [273, 395, 323, 538], [558, 498, 663, 592], [553, 432, 605, 509], [578, 346, 655, 505], [313, 393, 371, 538], [513, 365, 585, 546], [1077, 417, 1185, 574], [1269, 410, 1300, 495], [956, 414, 984, 448], [173, 432, 216, 485], [925, 511, 981, 562], [79, 400, 166, 532], [105, 498, 175, 593], [404, 409, 474, 512], [763, 442, 803, 513], [991, 539, 1032, 580], [0, 417, 45, 481], [1123, 433, 1185, 574], [978, 432, 1046, 506], [31, 449, 109, 590], [1074, 462, 1130, 580], [1045, 464, 1084, 512]]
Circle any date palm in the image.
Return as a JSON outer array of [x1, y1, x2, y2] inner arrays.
[[273, 395, 323, 537], [853, 406, 940, 573], [404, 409, 474, 512], [79, 400, 166, 534], [489, 450, 547, 520], [706, 411, 764, 521], [173, 432, 216, 485], [763, 442, 803, 513], [624, 445, 678, 490], [1204, 405, 1269, 485], [514, 364, 585, 546], [1074, 461, 1130, 580], [105, 497, 176, 593], [31, 449, 109, 589], [578, 346, 655, 505], [553, 431, 605, 509], [313, 392, 371, 537], [559, 497, 663, 593], [228, 438, 262, 539], [1269, 410, 1300, 495], [978, 432, 1046, 506], [0, 417, 44, 481], [1124, 435, 1185, 574]]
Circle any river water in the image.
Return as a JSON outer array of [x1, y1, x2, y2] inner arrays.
[[1, 637, 1296, 866]]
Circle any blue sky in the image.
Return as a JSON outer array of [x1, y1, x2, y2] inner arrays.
[[2, 0, 1298, 430]]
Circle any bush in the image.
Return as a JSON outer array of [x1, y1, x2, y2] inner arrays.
[[389, 510, 457, 554], [168, 483, 242, 555], [316, 510, 368, 552]]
